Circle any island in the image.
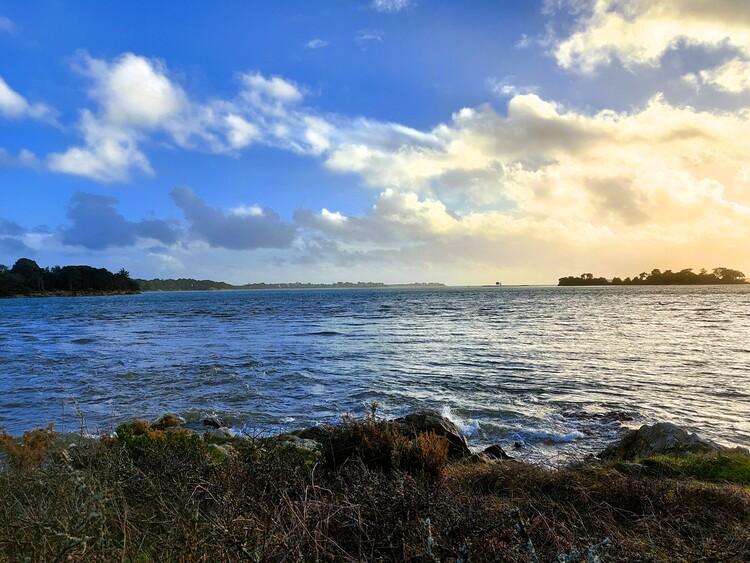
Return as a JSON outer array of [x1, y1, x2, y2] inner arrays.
[[559, 267, 747, 286]]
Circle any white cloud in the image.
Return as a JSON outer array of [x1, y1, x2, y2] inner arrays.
[[551, 0, 750, 83], [486, 77, 539, 97], [79, 52, 187, 128], [230, 204, 264, 217], [371, 0, 416, 13], [224, 114, 260, 148], [240, 72, 303, 104], [356, 29, 384, 44], [0, 16, 15, 34], [0, 76, 52, 120], [48, 110, 152, 182], [48, 53, 329, 181], [304, 38, 329, 49], [690, 58, 750, 93]]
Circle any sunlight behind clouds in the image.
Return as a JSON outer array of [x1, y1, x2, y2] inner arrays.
[[551, 0, 750, 94]]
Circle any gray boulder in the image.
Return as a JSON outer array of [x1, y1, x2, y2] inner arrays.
[[393, 411, 471, 459], [276, 435, 320, 452], [482, 444, 513, 460], [598, 422, 722, 461], [180, 420, 236, 439]]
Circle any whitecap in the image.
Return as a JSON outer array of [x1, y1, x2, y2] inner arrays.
[[511, 429, 585, 444], [440, 405, 481, 437]]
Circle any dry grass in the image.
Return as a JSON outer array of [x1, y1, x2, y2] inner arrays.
[[0, 419, 748, 561]]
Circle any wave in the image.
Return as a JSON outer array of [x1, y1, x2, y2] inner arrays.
[[440, 405, 481, 438], [511, 429, 586, 445]]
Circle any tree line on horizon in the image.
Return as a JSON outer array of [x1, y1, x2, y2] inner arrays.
[[135, 278, 445, 291], [559, 267, 747, 286], [0, 258, 139, 297]]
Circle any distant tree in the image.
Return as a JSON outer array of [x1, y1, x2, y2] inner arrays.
[[713, 267, 746, 283], [611, 277, 623, 285], [11, 258, 44, 292]]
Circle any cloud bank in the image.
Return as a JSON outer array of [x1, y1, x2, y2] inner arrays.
[[60, 192, 180, 250], [171, 186, 296, 250]]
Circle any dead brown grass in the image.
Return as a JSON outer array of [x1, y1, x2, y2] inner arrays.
[[0, 419, 748, 561]]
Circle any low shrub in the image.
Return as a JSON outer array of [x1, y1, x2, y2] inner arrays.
[[0, 423, 57, 470], [319, 414, 450, 477]]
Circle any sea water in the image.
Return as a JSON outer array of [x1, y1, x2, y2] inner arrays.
[[1, 285, 749, 462]]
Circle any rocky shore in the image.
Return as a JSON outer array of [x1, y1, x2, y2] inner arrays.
[[1, 410, 749, 561], [163, 409, 750, 464]]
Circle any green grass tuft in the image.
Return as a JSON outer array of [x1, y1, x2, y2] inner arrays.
[[638, 452, 750, 484]]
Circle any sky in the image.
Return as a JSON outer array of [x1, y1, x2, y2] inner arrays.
[[1, 0, 749, 285]]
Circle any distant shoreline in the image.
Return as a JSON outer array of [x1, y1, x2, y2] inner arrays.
[[136, 278, 445, 292]]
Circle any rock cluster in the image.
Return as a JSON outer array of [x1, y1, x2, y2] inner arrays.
[[598, 422, 724, 461]]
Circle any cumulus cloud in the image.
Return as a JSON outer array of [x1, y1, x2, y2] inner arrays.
[[48, 110, 152, 182], [81, 52, 188, 128], [289, 88, 750, 281], [49, 53, 332, 181], [296, 189, 467, 244], [550, 0, 750, 90], [47, 52, 183, 181], [371, 0, 416, 13], [0, 76, 52, 120], [60, 192, 180, 250], [171, 185, 296, 250]]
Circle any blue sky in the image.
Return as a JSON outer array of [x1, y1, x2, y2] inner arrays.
[[1, 1, 749, 284]]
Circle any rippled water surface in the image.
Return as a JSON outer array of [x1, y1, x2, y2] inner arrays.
[[1, 286, 749, 461]]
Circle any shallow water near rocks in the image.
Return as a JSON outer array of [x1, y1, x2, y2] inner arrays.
[[1, 285, 749, 463]]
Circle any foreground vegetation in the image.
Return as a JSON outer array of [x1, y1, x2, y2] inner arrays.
[[559, 267, 747, 286], [0, 258, 139, 297], [1, 416, 749, 561]]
